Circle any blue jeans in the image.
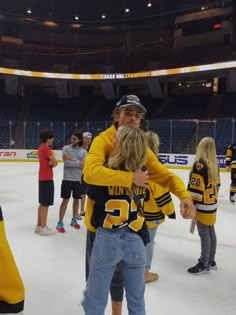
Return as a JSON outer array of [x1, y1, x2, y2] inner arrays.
[[145, 227, 158, 271], [85, 230, 124, 301], [82, 227, 146, 315]]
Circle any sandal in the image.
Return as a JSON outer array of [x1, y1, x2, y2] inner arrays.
[[145, 271, 159, 283]]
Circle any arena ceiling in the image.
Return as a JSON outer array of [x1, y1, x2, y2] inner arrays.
[[0, 0, 229, 24]]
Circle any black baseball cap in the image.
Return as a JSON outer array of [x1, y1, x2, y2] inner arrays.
[[116, 95, 146, 114]]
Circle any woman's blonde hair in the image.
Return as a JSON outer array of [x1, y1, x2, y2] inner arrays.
[[194, 137, 218, 185], [145, 131, 160, 155], [108, 125, 147, 171]]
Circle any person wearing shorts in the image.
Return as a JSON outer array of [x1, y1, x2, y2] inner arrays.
[[77, 131, 93, 219], [56, 132, 87, 233], [35, 129, 58, 236]]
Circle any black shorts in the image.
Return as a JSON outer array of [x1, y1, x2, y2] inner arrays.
[[39, 180, 54, 206], [60, 180, 84, 199]]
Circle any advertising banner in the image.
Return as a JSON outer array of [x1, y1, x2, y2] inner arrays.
[[0, 150, 226, 170], [0, 150, 62, 161]]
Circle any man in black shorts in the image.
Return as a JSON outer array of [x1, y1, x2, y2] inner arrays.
[[56, 132, 87, 233], [36, 129, 58, 236]]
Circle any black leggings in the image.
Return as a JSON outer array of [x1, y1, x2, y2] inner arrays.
[[85, 230, 124, 302]]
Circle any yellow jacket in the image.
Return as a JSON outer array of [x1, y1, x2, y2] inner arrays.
[[84, 125, 191, 232], [0, 206, 25, 313]]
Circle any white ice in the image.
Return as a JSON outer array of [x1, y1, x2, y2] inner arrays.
[[0, 162, 236, 315]]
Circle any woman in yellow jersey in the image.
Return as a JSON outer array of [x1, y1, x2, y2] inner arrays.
[[82, 125, 148, 315], [187, 137, 220, 274]]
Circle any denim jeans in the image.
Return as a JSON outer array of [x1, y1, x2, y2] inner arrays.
[[85, 229, 124, 301], [82, 227, 146, 315], [145, 227, 158, 271]]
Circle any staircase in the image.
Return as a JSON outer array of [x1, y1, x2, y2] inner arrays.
[[14, 95, 31, 149], [202, 94, 224, 119], [151, 97, 174, 118], [183, 94, 224, 153]]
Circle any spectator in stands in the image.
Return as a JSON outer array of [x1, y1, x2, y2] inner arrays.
[[225, 143, 236, 203], [0, 205, 25, 314], [56, 132, 87, 233], [10, 137, 15, 149], [82, 125, 148, 315], [187, 137, 220, 274], [35, 129, 58, 236], [83, 94, 195, 315], [77, 132, 93, 219], [144, 131, 176, 283]]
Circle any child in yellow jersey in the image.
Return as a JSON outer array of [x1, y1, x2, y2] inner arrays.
[[144, 181, 175, 282], [187, 137, 220, 274], [144, 131, 176, 283]]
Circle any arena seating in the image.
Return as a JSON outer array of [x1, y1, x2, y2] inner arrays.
[[0, 93, 235, 153]]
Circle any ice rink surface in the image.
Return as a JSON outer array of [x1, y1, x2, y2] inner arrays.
[[0, 162, 235, 315]]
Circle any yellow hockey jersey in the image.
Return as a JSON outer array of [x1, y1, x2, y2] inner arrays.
[[187, 159, 220, 226], [225, 144, 236, 182], [144, 181, 176, 229], [225, 144, 236, 167]]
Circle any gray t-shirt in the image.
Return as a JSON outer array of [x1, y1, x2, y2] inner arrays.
[[62, 144, 87, 181]]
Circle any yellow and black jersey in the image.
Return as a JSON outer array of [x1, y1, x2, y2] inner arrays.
[[144, 181, 176, 229], [88, 184, 146, 233], [0, 206, 25, 313], [225, 144, 236, 167], [187, 159, 220, 226], [225, 144, 236, 182]]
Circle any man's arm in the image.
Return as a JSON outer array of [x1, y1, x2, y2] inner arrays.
[[180, 198, 196, 219], [49, 153, 58, 167], [84, 130, 135, 188], [146, 150, 195, 218], [63, 147, 85, 168], [145, 149, 191, 199]]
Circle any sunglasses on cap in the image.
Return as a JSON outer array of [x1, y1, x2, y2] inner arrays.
[[83, 132, 92, 138]]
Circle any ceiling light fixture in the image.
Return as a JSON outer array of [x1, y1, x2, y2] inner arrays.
[[125, 8, 130, 13], [71, 24, 81, 29], [43, 21, 58, 27], [147, 1, 152, 7]]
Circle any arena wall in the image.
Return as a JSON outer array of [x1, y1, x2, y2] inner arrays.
[[0, 149, 226, 171]]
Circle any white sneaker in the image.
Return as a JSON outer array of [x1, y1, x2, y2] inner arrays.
[[39, 226, 56, 236], [76, 214, 82, 220], [34, 225, 41, 234]]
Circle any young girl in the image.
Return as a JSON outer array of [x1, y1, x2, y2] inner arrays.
[[82, 125, 148, 315], [187, 137, 220, 274], [144, 131, 176, 283]]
